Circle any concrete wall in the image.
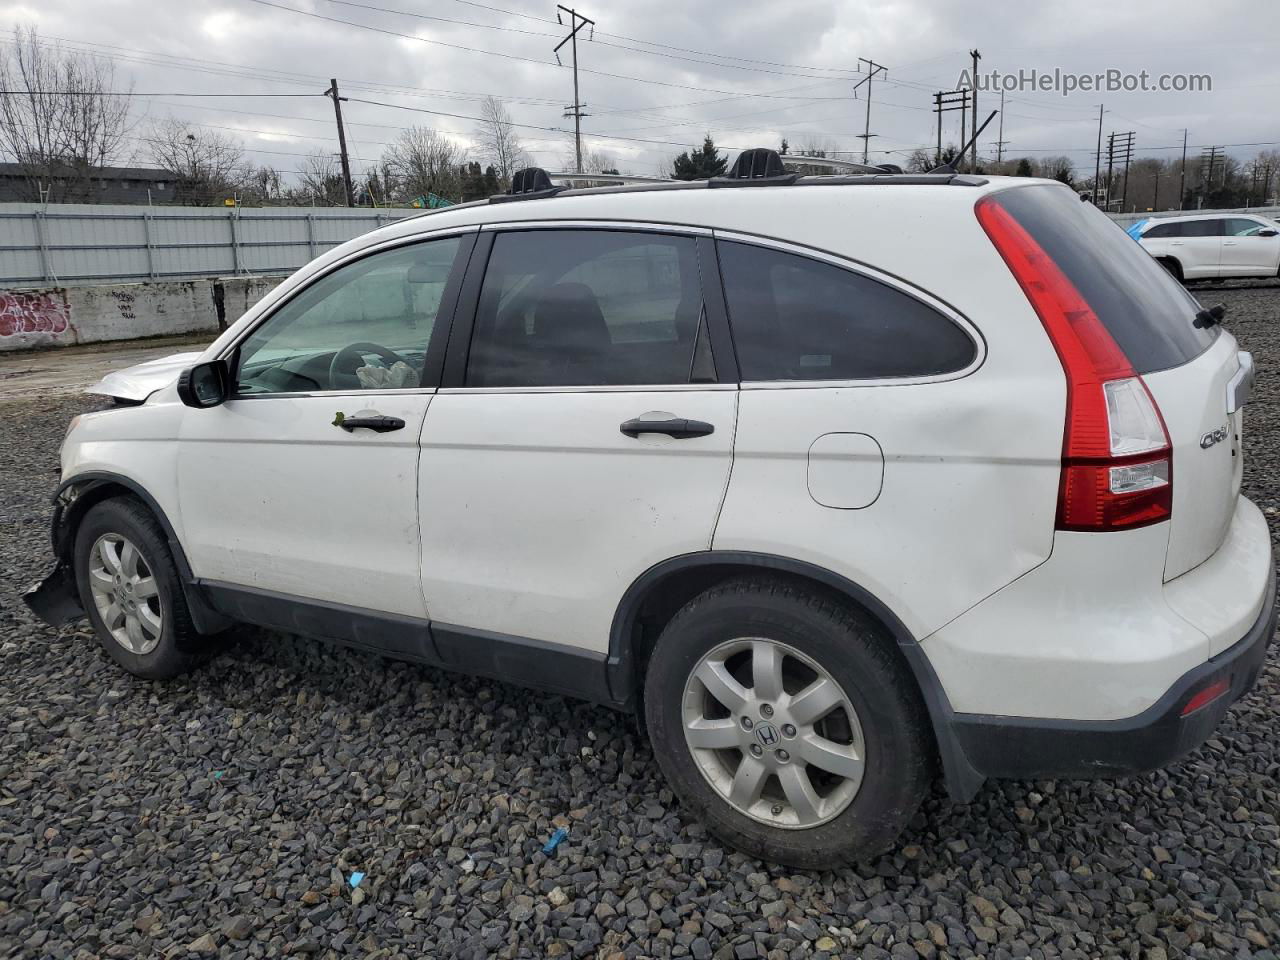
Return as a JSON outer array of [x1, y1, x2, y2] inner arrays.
[[0, 275, 283, 352]]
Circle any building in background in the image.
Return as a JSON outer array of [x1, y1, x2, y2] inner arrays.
[[0, 163, 178, 204]]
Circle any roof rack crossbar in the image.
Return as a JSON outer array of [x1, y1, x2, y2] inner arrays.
[[709, 147, 799, 188], [489, 166, 566, 204]]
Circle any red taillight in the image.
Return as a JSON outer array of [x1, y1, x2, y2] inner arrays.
[[1180, 679, 1230, 716], [976, 196, 1172, 532]]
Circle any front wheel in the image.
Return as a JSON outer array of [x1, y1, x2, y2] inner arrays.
[[73, 497, 204, 680], [643, 578, 933, 868]]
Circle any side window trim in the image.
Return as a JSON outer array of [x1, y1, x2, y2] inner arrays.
[[220, 227, 479, 396], [441, 224, 736, 390], [710, 230, 985, 387], [440, 230, 494, 389]]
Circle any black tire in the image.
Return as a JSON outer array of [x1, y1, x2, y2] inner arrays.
[[1158, 257, 1184, 283], [643, 578, 933, 868], [73, 496, 203, 680]]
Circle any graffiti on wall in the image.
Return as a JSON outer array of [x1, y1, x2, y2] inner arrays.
[[0, 290, 71, 340]]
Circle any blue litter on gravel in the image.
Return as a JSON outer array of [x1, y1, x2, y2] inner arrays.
[[349, 871, 365, 888], [542, 828, 569, 855]]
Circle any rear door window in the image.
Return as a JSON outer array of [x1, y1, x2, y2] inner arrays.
[[716, 241, 976, 381], [465, 230, 711, 387], [993, 185, 1217, 374], [1181, 219, 1223, 238]]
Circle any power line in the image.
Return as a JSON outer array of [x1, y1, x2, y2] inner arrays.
[[0, 89, 322, 97], [436, 0, 872, 77], [244, 0, 863, 100], [319, 0, 869, 83]]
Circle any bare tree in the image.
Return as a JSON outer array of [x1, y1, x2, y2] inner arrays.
[[474, 96, 526, 186], [0, 25, 131, 201], [293, 151, 347, 206], [795, 137, 836, 158], [243, 164, 284, 204], [383, 126, 466, 203], [144, 117, 246, 205], [558, 145, 618, 176]]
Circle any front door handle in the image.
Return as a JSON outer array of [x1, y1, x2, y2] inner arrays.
[[333, 412, 406, 433], [620, 417, 715, 439]]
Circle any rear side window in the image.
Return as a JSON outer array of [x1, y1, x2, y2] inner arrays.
[[1181, 219, 1222, 238], [466, 230, 710, 387], [717, 241, 976, 381], [1142, 221, 1180, 239], [993, 185, 1217, 374]]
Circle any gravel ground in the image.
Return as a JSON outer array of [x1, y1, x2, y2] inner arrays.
[[2, 288, 1279, 960]]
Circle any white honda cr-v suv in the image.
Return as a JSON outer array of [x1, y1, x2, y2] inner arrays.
[[26, 152, 1275, 868]]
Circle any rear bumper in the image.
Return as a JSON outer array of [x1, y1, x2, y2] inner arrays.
[[950, 563, 1276, 780]]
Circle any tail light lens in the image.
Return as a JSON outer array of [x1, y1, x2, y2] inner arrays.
[[976, 195, 1172, 532]]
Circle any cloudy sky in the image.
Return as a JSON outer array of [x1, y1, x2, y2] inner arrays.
[[1, 0, 1277, 181]]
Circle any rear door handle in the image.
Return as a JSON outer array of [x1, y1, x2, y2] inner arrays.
[[333, 413, 406, 433], [620, 417, 715, 439]]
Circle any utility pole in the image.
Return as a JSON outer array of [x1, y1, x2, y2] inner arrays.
[[969, 49, 981, 173], [994, 88, 1008, 164], [1118, 131, 1135, 211], [1105, 132, 1116, 210], [1199, 145, 1224, 207], [1093, 104, 1105, 206], [932, 89, 970, 168], [853, 58, 887, 164], [1178, 128, 1188, 210], [554, 6, 594, 174], [934, 92, 942, 164], [325, 78, 353, 207]]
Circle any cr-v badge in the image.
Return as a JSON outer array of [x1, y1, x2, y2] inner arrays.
[[1201, 422, 1230, 449]]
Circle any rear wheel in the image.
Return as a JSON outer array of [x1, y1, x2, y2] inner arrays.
[[74, 497, 204, 680], [643, 578, 932, 867]]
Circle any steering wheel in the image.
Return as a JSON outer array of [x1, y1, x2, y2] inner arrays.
[[328, 341, 409, 390]]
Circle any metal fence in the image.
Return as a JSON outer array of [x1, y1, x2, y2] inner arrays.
[[3, 200, 1278, 289], [0, 203, 422, 287]]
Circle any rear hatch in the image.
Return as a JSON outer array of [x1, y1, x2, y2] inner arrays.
[[992, 184, 1240, 579]]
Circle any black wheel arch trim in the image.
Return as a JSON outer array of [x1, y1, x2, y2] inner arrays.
[[43, 470, 231, 634], [607, 550, 987, 801]]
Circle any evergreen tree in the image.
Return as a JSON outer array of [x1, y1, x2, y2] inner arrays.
[[1015, 157, 1034, 177], [671, 135, 727, 180]]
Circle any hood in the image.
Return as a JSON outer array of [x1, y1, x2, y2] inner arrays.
[[85, 351, 205, 402]]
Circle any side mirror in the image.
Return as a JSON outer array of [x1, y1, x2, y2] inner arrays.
[[1258, 228, 1278, 237], [177, 359, 230, 409]]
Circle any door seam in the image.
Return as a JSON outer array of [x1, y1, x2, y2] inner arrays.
[[708, 387, 741, 549]]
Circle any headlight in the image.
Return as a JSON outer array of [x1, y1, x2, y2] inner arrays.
[[65, 415, 81, 438]]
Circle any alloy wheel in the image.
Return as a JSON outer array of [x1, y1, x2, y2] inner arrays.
[[681, 637, 865, 829], [87, 533, 163, 656]]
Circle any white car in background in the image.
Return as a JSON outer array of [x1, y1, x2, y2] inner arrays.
[[1132, 213, 1280, 282]]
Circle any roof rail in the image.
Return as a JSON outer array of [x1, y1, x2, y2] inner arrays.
[[709, 148, 798, 188], [490, 167, 565, 204]]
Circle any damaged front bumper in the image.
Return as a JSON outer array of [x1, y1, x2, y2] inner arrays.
[[24, 561, 85, 627]]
